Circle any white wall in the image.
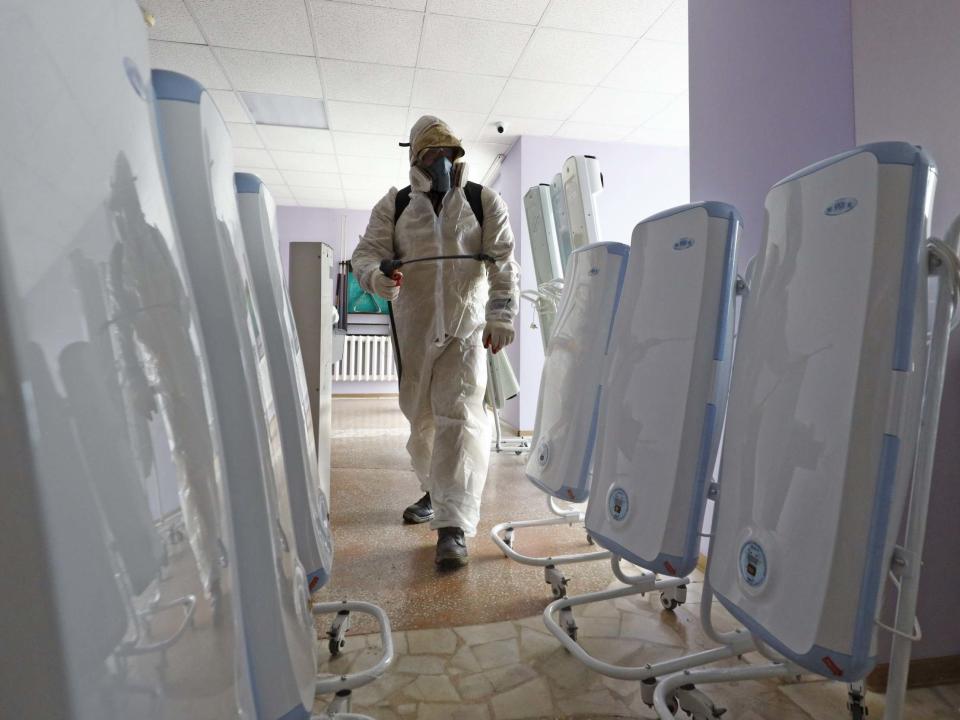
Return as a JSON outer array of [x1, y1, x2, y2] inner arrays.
[[852, 0, 960, 662]]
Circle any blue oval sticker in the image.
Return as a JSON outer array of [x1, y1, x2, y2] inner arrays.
[[608, 487, 629, 521], [825, 197, 858, 216], [673, 237, 695, 251]]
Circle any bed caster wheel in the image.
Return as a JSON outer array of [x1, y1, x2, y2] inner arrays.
[[503, 527, 515, 551], [586, 532, 595, 545], [559, 607, 578, 643], [847, 683, 869, 720], [660, 593, 680, 611], [327, 608, 351, 657], [641, 677, 657, 707], [545, 565, 568, 599]]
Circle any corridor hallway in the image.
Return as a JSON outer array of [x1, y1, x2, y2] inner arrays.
[[312, 398, 959, 719]]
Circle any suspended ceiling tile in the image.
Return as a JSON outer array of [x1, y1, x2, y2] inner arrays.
[[333, 131, 405, 158], [257, 125, 335, 153], [327, 101, 409, 135], [311, 1, 423, 67], [343, 188, 387, 209], [235, 166, 285, 185], [541, 0, 672, 38], [226, 122, 264, 148], [340, 174, 396, 191], [411, 69, 505, 114], [493, 78, 592, 120], [266, 183, 296, 200], [291, 186, 346, 207], [148, 40, 231, 89], [208, 90, 253, 123], [343, 0, 426, 10], [320, 60, 415, 105], [554, 121, 633, 142], [233, 147, 276, 168], [645, 0, 687, 44], [270, 150, 340, 172], [603, 38, 688, 94], [572, 86, 674, 126], [145, 0, 205, 43], [426, 0, 549, 25], [280, 169, 342, 188], [418, 14, 532, 77], [188, 0, 314, 55], [406, 108, 488, 142], [337, 154, 407, 178], [642, 93, 688, 131], [478, 116, 560, 143], [627, 124, 689, 146], [513, 28, 634, 85], [214, 47, 325, 97]]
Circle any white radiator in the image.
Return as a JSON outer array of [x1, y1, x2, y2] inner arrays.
[[333, 334, 397, 382]]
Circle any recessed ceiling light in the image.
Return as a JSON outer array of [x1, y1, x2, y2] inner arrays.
[[239, 92, 328, 129]]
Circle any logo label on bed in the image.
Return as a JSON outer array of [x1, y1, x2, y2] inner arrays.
[[536, 441, 550, 468], [608, 487, 629, 521], [739, 540, 768, 587], [673, 237, 695, 251], [824, 197, 858, 216]]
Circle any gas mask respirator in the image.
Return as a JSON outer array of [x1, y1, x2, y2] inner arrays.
[[426, 155, 453, 193]]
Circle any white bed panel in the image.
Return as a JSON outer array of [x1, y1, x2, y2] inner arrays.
[[236, 174, 334, 592], [526, 242, 629, 502], [563, 155, 604, 250], [0, 1, 253, 716], [585, 203, 740, 578], [708, 143, 935, 681], [154, 71, 317, 718]]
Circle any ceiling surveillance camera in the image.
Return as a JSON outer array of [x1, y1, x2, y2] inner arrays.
[[495, 121, 507, 134]]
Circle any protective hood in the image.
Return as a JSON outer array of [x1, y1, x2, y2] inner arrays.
[[408, 115, 465, 166]]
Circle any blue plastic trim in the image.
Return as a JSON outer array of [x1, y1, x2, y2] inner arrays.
[[235, 172, 264, 194], [604, 244, 630, 354], [772, 141, 935, 189], [574, 386, 603, 501], [151, 69, 204, 104], [715, 590, 877, 681], [712, 211, 740, 361], [684, 402, 717, 562], [852, 434, 900, 661], [641, 201, 744, 225], [277, 704, 311, 720], [892, 160, 934, 370]]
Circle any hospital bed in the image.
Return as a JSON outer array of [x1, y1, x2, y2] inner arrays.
[[490, 157, 615, 598], [653, 143, 959, 720], [539, 202, 748, 714], [236, 173, 335, 595], [153, 69, 394, 719], [0, 1, 253, 716]]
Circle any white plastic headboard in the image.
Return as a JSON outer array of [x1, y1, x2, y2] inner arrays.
[[524, 184, 564, 284], [154, 70, 317, 717], [585, 203, 740, 578], [0, 1, 253, 716], [708, 142, 936, 681], [526, 242, 629, 502], [563, 155, 604, 250], [236, 175, 334, 593]]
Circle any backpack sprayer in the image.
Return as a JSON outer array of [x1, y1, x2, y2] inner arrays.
[[379, 253, 494, 277]]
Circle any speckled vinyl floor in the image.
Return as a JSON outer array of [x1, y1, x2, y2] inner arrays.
[[312, 398, 960, 720]]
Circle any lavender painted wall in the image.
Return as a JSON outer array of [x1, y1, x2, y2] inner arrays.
[[505, 135, 691, 431], [851, 0, 960, 662], [689, 0, 856, 270]]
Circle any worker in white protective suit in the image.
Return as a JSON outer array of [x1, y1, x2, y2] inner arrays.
[[352, 116, 519, 568]]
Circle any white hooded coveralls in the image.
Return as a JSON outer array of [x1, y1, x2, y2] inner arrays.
[[352, 123, 519, 536]]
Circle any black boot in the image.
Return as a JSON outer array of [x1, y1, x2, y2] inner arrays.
[[435, 527, 468, 569], [402, 492, 434, 524]]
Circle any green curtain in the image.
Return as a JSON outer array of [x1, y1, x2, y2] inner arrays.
[[347, 271, 389, 314]]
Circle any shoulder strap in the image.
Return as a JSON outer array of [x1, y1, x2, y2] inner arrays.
[[394, 185, 412, 225], [393, 182, 485, 228], [465, 181, 484, 228]]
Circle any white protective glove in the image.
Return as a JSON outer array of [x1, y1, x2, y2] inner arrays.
[[483, 320, 515, 354], [371, 271, 402, 301]]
